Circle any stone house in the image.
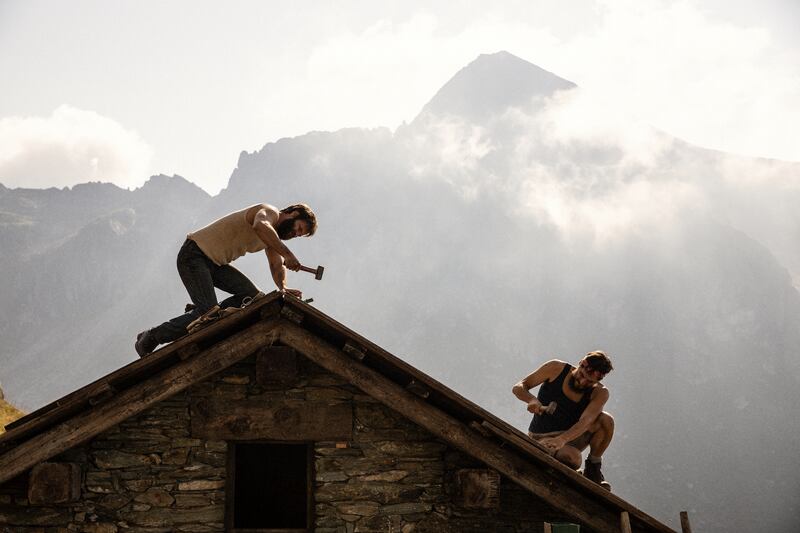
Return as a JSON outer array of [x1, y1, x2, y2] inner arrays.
[[0, 293, 676, 532]]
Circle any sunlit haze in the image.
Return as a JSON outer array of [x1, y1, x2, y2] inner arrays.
[[1, 0, 798, 193]]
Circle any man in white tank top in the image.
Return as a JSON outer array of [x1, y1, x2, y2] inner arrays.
[[135, 203, 317, 357]]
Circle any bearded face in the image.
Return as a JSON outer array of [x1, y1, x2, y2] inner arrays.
[[277, 218, 296, 239], [567, 374, 593, 392], [568, 362, 605, 392]]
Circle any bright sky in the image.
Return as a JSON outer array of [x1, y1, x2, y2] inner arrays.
[[1, 0, 798, 194]]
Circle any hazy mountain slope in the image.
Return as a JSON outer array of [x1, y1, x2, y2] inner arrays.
[[1, 51, 798, 532], [0, 175, 212, 404]]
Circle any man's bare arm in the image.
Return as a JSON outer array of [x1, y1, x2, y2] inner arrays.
[[266, 248, 288, 292], [512, 360, 564, 414], [248, 205, 300, 270], [541, 387, 609, 450]]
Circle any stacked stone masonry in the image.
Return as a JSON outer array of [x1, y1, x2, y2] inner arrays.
[[0, 352, 569, 532]]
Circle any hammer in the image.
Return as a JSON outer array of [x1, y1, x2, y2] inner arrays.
[[540, 402, 557, 415], [298, 264, 324, 280]]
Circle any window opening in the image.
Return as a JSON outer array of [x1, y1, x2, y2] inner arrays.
[[229, 442, 311, 530]]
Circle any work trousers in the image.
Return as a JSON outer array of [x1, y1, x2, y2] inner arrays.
[[150, 239, 259, 344]]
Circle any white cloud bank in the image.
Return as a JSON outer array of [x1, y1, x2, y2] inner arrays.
[[271, 0, 800, 164], [0, 105, 153, 189]]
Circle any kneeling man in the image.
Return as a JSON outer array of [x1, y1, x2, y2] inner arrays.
[[512, 351, 614, 490]]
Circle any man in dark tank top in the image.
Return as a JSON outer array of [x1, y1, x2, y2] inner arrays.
[[512, 351, 614, 490]]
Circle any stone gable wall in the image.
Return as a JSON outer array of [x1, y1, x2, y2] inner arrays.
[[0, 351, 566, 533]]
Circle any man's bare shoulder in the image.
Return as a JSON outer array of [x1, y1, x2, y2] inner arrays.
[[538, 359, 568, 381], [590, 383, 610, 402], [246, 203, 279, 225]]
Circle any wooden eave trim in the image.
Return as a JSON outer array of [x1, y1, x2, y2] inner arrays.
[[275, 321, 675, 533], [0, 317, 281, 485]]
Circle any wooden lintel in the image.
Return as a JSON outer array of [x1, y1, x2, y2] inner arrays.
[[0, 318, 282, 486], [276, 322, 643, 533], [406, 379, 431, 399], [342, 342, 366, 361], [190, 398, 352, 441]]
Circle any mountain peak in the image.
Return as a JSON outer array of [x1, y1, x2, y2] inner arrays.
[[413, 51, 576, 124]]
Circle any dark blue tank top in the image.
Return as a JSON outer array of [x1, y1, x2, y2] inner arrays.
[[528, 363, 592, 433]]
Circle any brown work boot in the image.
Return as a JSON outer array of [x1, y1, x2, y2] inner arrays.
[[583, 459, 611, 491]]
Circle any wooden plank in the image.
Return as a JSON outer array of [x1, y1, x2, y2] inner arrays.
[[481, 420, 555, 457], [87, 382, 115, 407], [342, 342, 366, 361], [277, 321, 632, 533], [0, 318, 282, 485], [27, 462, 81, 504], [469, 421, 492, 438], [190, 398, 352, 441], [177, 343, 200, 360], [621, 511, 632, 533], [679, 511, 692, 533], [543, 523, 552, 533], [406, 379, 431, 399]]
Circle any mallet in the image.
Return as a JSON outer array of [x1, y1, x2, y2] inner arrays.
[[298, 264, 325, 280], [540, 402, 557, 415]]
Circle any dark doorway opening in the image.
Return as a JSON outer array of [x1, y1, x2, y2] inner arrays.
[[228, 442, 311, 531]]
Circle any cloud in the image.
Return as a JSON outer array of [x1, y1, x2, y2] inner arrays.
[[0, 105, 153, 189], [539, 0, 800, 163], [266, 1, 800, 164], [260, 13, 559, 135], [403, 87, 705, 246]]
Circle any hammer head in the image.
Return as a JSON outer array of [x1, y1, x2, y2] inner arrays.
[[315, 265, 324, 280]]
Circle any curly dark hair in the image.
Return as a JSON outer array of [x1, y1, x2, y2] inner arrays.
[[584, 350, 613, 375], [281, 203, 318, 236]]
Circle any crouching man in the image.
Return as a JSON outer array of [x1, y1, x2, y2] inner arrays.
[[512, 351, 614, 490]]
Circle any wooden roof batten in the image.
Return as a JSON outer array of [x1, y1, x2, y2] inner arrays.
[[0, 293, 676, 533]]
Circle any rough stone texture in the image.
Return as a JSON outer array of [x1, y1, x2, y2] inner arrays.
[[0, 351, 573, 532]]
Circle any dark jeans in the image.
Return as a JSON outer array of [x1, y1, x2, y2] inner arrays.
[[150, 239, 259, 344]]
